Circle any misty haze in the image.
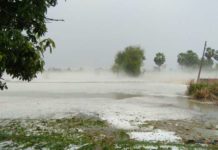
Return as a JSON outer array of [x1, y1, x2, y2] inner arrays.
[[1, 0, 218, 149]]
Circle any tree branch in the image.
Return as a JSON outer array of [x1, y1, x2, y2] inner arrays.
[[45, 17, 64, 22]]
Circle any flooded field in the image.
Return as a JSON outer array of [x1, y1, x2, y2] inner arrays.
[[1, 71, 218, 149]]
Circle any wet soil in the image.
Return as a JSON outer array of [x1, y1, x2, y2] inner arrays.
[[139, 119, 218, 145]]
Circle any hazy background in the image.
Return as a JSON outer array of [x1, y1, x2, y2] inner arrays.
[[45, 0, 218, 70]]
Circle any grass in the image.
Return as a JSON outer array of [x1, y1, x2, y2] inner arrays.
[[187, 81, 218, 101], [0, 116, 218, 149]]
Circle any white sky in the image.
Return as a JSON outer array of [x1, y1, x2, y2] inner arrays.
[[45, 0, 218, 69]]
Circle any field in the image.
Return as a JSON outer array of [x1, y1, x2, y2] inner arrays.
[[1, 71, 218, 149]]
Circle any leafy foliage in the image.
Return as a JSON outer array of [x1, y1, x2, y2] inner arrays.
[[202, 58, 214, 69], [177, 50, 199, 68], [112, 46, 145, 76], [203, 47, 215, 69], [0, 0, 58, 90], [205, 47, 215, 60], [154, 52, 166, 68]]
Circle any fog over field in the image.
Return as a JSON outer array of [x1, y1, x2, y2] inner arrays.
[[45, 0, 218, 69], [1, 70, 218, 126]]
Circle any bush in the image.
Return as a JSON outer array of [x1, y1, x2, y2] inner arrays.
[[187, 82, 209, 95], [187, 82, 218, 101]]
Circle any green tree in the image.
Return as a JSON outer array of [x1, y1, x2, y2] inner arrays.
[[177, 50, 199, 68], [205, 47, 215, 60], [177, 53, 186, 67], [0, 0, 58, 90], [112, 46, 145, 76], [154, 52, 166, 69], [203, 47, 215, 69]]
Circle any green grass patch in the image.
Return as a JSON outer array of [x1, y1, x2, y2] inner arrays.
[[187, 82, 218, 101]]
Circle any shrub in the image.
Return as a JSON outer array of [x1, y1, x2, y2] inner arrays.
[[187, 82, 218, 101], [187, 82, 209, 95]]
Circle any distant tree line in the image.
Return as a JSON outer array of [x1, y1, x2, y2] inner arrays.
[[112, 46, 167, 76], [112, 46, 218, 76], [177, 48, 218, 69]]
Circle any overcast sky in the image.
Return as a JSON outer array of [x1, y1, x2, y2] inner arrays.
[[45, 0, 218, 69]]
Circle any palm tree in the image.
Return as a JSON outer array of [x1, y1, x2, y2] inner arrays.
[[205, 47, 215, 60], [154, 52, 166, 70], [204, 48, 215, 69]]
